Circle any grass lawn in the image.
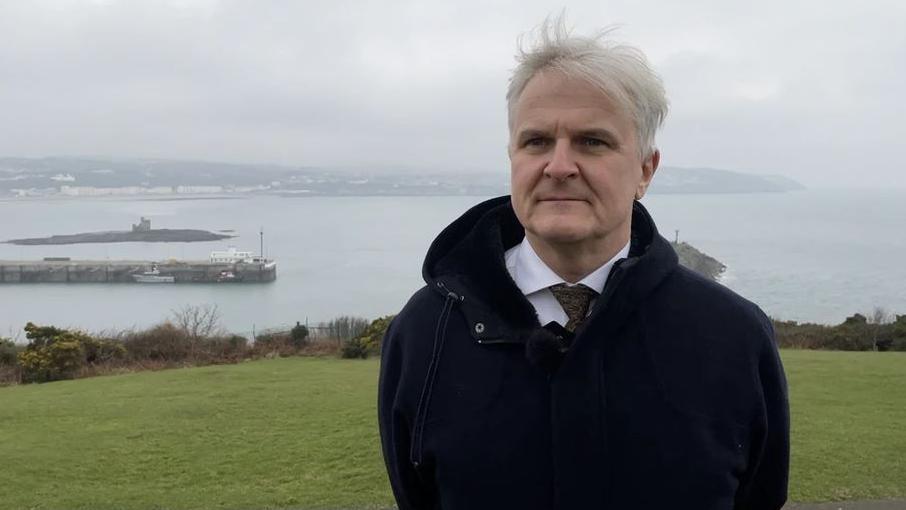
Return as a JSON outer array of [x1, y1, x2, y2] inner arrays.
[[0, 358, 394, 510], [0, 350, 904, 509], [783, 350, 906, 502]]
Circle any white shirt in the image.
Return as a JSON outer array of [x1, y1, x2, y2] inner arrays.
[[504, 237, 631, 327]]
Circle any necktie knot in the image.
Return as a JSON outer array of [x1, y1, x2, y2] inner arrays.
[[549, 283, 598, 332]]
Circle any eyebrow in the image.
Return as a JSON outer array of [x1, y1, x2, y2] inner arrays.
[[514, 127, 621, 143], [514, 129, 548, 143], [576, 128, 620, 142]]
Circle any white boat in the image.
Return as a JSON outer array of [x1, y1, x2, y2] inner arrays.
[[216, 269, 239, 282], [132, 265, 175, 283]]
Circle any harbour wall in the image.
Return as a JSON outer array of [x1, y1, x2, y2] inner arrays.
[[0, 260, 276, 283]]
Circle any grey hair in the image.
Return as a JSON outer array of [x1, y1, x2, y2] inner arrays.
[[506, 17, 668, 158]]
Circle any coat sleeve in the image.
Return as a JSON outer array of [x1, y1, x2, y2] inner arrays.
[[735, 315, 790, 510], [378, 319, 437, 510]]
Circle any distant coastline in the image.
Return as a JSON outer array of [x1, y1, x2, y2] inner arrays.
[[0, 156, 806, 199]]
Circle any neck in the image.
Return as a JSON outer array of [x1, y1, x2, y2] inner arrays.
[[525, 226, 630, 284]]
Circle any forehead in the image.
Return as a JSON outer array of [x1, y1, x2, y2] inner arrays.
[[512, 71, 632, 132]]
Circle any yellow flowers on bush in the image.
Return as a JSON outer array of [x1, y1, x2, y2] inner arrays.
[[341, 315, 395, 359], [17, 322, 124, 383]]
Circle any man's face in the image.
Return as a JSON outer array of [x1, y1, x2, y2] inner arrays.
[[508, 71, 659, 251]]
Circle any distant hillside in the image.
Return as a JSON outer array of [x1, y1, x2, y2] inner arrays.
[[650, 167, 805, 194], [0, 157, 804, 198]]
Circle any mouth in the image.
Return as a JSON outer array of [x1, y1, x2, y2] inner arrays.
[[538, 196, 586, 202]]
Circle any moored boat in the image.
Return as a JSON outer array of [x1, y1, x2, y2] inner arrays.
[[132, 265, 175, 283]]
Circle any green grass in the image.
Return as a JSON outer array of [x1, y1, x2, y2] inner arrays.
[[783, 350, 906, 502], [0, 358, 394, 510], [0, 351, 904, 509]]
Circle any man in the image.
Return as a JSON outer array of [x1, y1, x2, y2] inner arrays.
[[379, 19, 789, 510]]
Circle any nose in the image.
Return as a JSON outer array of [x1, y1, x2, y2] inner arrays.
[[543, 138, 578, 181]]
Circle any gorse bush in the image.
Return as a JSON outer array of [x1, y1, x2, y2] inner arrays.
[[341, 315, 394, 359], [18, 323, 94, 383]]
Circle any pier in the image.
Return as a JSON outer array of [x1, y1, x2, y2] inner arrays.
[[0, 259, 276, 283]]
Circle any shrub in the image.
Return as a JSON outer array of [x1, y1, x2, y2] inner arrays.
[[0, 338, 19, 366], [0, 365, 20, 386], [824, 327, 875, 351], [358, 316, 395, 355], [340, 315, 395, 359], [253, 331, 296, 357], [18, 323, 95, 383], [83, 336, 127, 364], [773, 313, 906, 352], [202, 334, 249, 362], [892, 336, 906, 352], [341, 337, 369, 359], [773, 320, 831, 349], [0, 338, 22, 385], [322, 316, 369, 341], [298, 339, 341, 357], [891, 315, 906, 352], [123, 322, 192, 363], [290, 322, 310, 348]]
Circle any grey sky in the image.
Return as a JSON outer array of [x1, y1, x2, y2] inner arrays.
[[1, 0, 904, 188]]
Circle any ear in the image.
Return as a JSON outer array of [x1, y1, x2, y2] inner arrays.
[[635, 150, 660, 199]]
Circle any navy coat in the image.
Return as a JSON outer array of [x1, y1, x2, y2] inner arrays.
[[379, 196, 789, 510]]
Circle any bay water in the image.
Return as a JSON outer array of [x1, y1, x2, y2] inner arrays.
[[1, 189, 904, 338]]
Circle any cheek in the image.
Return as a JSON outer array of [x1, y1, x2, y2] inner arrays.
[[587, 170, 638, 204], [510, 159, 536, 196], [509, 166, 538, 224], [509, 177, 530, 219]]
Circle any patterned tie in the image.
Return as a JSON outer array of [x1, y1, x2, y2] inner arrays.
[[549, 283, 598, 332]]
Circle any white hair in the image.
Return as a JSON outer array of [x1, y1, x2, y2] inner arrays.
[[507, 17, 669, 158]]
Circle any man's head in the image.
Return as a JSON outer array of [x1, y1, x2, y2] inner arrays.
[[507, 18, 668, 258]]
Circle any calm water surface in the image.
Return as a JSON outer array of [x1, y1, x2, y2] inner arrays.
[[1, 189, 903, 337]]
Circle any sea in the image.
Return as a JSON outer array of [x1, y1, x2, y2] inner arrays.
[[1, 189, 904, 339]]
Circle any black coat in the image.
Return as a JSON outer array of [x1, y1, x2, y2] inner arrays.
[[379, 196, 789, 510]]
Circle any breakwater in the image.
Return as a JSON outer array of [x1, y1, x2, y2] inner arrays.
[[0, 259, 276, 283]]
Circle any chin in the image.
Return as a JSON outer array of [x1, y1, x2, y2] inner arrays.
[[527, 220, 591, 245]]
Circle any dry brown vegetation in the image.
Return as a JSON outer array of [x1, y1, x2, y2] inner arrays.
[[0, 307, 381, 386]]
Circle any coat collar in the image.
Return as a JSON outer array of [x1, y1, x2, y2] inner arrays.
[[422, 196, 678, 343]]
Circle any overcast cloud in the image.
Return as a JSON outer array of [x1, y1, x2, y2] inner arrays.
[[1, 0, 904, 188]]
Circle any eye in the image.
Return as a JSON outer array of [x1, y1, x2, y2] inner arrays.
[[523, 137, 550, 148], [580, 137, 609, 148]]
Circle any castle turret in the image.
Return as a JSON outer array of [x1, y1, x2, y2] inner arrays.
[[132, 217, 151, 232]]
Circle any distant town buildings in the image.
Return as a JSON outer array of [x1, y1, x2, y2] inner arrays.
[[44, 184, 270, 197], [210, 247, 256, 264]]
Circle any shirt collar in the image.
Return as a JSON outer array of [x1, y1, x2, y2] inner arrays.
[[506, 236, 631, 296]]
